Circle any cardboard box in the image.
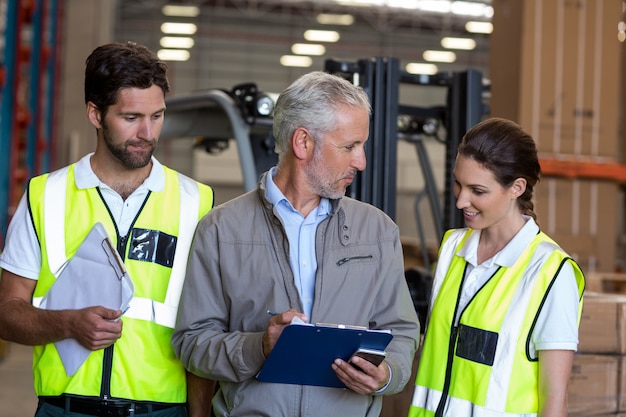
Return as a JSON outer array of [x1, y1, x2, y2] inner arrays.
[[518, 0, 621, 158], [586, 273, 626, 294], [490, 0, 624, 273], [578, 292, 626, 354], [533, 178, 619, 273], [568, 354, 619, 416], [491, 0, 623, 158]]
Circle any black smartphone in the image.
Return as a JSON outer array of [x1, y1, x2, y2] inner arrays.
[[351, 348, 387, 367]]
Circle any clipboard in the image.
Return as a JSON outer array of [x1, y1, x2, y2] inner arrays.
[[39, 222, 134, 376], [256, 323, 393, 388]]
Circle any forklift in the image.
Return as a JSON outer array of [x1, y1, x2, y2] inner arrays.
[[159, 57, 488, 330]]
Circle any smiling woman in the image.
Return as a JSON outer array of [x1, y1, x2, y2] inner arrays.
[[408, 118, 585, 417]]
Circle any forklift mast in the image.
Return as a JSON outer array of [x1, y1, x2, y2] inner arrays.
[[324, 57, 486, 237], [160, 57, 487, 265]]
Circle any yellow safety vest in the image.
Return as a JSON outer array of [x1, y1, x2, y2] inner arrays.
[[409, 228, 584, 417], [28, 163, 213, 402]]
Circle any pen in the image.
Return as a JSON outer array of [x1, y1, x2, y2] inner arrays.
[[267, 309, 278, 317]]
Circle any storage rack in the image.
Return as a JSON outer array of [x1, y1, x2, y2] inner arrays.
[[0, 0, 62, 246]]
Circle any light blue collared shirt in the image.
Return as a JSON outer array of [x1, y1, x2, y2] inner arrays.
[[265, 167, 330, 318]]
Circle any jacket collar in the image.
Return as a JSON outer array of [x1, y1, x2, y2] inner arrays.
[[257, 169, 342, 216], [257, 170, 350, 245]]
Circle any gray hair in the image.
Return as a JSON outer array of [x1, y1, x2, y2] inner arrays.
[[272, 71, 371, 158]]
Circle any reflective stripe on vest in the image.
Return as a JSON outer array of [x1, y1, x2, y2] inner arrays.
[[44, 167, 69, 275], [411, 386, 536, 417], [32, 167, 200, 329]]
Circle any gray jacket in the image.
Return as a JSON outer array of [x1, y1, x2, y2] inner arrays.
[[173, 173, 420, 416]]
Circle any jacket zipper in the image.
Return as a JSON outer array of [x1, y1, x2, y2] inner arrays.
[[336, 255, 373, 266]]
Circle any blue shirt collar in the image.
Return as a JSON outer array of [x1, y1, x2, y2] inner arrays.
[[265, 166, 331, 218]]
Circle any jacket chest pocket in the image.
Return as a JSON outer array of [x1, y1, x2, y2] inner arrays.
[[336, 254, 374, 266]]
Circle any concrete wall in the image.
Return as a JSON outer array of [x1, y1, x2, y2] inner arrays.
[[56, 0, 118, 168]]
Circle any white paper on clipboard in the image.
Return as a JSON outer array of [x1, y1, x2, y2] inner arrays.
[[39, 222, 134, 376]]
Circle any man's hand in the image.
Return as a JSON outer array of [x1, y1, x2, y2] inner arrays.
[[262, 308, 307, 358], [0, 270, 122, 348], [331, 356, 390, 395], [68, 306, 123, 350]]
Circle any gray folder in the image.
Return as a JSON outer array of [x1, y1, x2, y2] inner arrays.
[[39, 222, 134, 376]]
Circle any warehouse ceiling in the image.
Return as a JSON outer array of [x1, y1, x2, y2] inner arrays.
[[115, 0, 492, 96], [119, 0, 493, 34]]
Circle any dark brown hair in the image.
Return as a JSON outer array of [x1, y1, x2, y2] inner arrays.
[[84, 41, 170, 116], [458, 117, 542, 220]]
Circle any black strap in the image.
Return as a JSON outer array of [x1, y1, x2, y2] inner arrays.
[[39, 395, 182, 416]]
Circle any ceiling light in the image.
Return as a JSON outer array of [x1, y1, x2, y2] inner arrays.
[[329, 0, 491, 16], [450, 1, 490, 17], [161, 5, 200, 17], [406, 63, 438, 75], [161, 22, 197, 35], [465, 21, 493, 34], [441, 37, 476, 50], [303, 30, 340, 43], [335, 0, 432, 8], [157, 49, 190, 61], [291, 43, 326, 56], [316, 13, 354, 26], [423, 50, 456, 63], [388, 0, 420, 8], [416, 0, 451, 13], [335, 0, 385, 7], [280, 55, 313, 68], [160, 36, 195, 49]]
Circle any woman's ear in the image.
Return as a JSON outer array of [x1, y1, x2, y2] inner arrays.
[[511, 177, 527, 199]]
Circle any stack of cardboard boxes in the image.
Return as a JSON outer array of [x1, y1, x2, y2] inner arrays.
[[491, 0, 626, 408], [570, 289, 626, 416], [490, 0, 625, 273]]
